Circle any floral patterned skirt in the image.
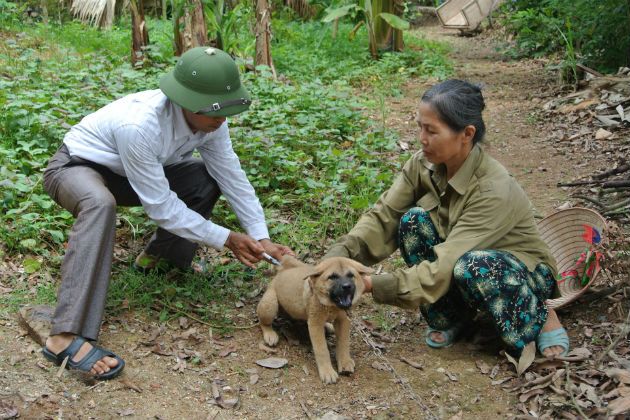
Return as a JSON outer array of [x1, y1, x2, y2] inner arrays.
[[399, 207, 555, 354]]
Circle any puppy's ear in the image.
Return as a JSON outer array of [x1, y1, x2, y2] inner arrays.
[[302, 268, 323, 282], [350, 261, 374, 275]]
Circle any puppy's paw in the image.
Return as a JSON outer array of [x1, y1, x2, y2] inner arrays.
[[263, 329, 279, 346], [318, 366, 339, 384], [337, 357, 355, 374]]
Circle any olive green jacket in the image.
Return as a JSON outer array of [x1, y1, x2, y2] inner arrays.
[[325, 146, 557, 309]]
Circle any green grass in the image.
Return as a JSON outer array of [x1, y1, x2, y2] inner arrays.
[[0, 10, 452, 322]]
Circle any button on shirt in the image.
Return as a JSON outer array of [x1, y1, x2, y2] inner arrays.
[[325, 145, 557, 309], [63, 89, 269, 250]]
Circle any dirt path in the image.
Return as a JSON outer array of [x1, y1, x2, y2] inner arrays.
[[0, 25, 579, 420]]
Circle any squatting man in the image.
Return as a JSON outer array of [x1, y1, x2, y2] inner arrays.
[[41, 47, 293, 379]]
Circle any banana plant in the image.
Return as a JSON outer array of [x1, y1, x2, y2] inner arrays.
[[322, 0, 409, 58], [203, 0, 254, 58]]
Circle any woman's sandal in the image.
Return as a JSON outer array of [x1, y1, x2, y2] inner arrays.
[[536, 327, 570, 357], [42, 336, 125, 380], [425, 324, 464, 348]]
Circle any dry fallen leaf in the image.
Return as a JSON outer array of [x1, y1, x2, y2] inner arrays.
[[475, 360, 491, 375], [505, 342, 536, 376], [178, 316, 189, 329], [258, 342, 278, 354], [150, 343, 172, 356], [120, 378, 142, 393], [371, 361, 391, 372], [400, 357, 423, 370], [595, 128, 613, 140], [215, 386, 239, 409], [219, 345, 237, 358], [606, 368, 630, 384], [256, 357, 288, 369], [519, 388, 544, 403], [118, 408, 135, 417], [0, 399, 18, 419], [608, 396, 630, 416]]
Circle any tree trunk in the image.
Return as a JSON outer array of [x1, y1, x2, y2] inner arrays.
[[130, 0, 150, 68], [173, 0, 209, 56], [254, 0, 276, 77], [372, 0, 403, 52], [39, 0, 49, 23], [392, 0, 404, 52]]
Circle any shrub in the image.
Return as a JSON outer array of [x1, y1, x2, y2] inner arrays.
[[504, 0, 630, 74]]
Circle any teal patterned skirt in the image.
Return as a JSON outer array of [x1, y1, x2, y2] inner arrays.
[[399, 207, 555, 355]]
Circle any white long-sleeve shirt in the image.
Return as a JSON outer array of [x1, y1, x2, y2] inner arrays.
[[63, 89, 269, 249]]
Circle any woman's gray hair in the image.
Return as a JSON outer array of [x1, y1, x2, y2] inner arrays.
[[421, 79, 486, 144]]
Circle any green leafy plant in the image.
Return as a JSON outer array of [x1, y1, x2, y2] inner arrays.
[[503, 0, 630, 74], [204, 0, 255, 58], [0, 10, 451, 315], [322, 0, 409, 57]]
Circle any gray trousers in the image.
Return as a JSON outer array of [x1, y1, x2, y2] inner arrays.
[[43, 145, 220, 340]]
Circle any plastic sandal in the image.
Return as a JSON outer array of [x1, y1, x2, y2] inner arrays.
[[536, 327, 570, 357], [42, 336, 125, 380], [425, 324, 463, 348]]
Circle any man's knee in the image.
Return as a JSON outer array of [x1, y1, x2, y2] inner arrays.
[[78, 190, 117, 221], [169, 161, 220, 201]]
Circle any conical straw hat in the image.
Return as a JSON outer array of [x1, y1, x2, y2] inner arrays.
[[537, 207, 607, 309]]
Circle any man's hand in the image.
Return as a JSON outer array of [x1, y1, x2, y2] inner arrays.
[[225, 232, 266, 269], [259, 239, 294, 262]]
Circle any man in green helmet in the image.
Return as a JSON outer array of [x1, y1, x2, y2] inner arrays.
[[40, 47, 293, 379]]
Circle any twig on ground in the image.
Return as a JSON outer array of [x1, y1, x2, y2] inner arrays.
[[565, 365, 589, 419], [579, 286, 628, 306], [56, 355, 69, 378], [571, 195, 605, 208], [159, 302, 258, 330], [592, 163, 629, 180], [595, 305, 630, 368], [299, 401, 313, 419], [604, 198, 630, 212], [604, 205, 630, 217], [558, 180, 600, 187], [353, 319, 437, 420], [602, 180, 630, 189]]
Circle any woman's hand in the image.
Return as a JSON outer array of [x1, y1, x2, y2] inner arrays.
[[363, 275, 373, 293], [259, 238, 294, 262]]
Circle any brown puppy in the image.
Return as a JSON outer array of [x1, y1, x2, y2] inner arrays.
[[257, 256, 372, 384]]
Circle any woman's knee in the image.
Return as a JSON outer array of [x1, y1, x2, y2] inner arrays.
[[400, 207, 431, 228], [452, 250, 499, 290]]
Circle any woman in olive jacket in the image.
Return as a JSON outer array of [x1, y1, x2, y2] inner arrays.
[[326, 80, 568, 357]]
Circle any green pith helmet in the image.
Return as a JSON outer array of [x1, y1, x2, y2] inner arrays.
[[160, 47, 251, 117]]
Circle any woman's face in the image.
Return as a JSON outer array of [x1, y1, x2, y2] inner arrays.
[[416, 102, 474, 174]]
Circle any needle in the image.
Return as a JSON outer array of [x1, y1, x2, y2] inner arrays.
[[261, 252, 281, 266]]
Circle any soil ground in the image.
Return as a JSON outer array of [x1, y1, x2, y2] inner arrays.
[[0, 25, 614, 419]]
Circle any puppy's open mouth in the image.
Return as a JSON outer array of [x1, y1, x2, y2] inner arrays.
[[330, 282, 356, 309], [335, 294, 354, 309]]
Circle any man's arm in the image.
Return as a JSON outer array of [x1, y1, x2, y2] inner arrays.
[[197, 123, 270, 241], [115, 124, 231, 249]]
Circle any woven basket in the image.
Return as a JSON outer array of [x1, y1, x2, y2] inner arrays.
[[537, 207, 607, 309]]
